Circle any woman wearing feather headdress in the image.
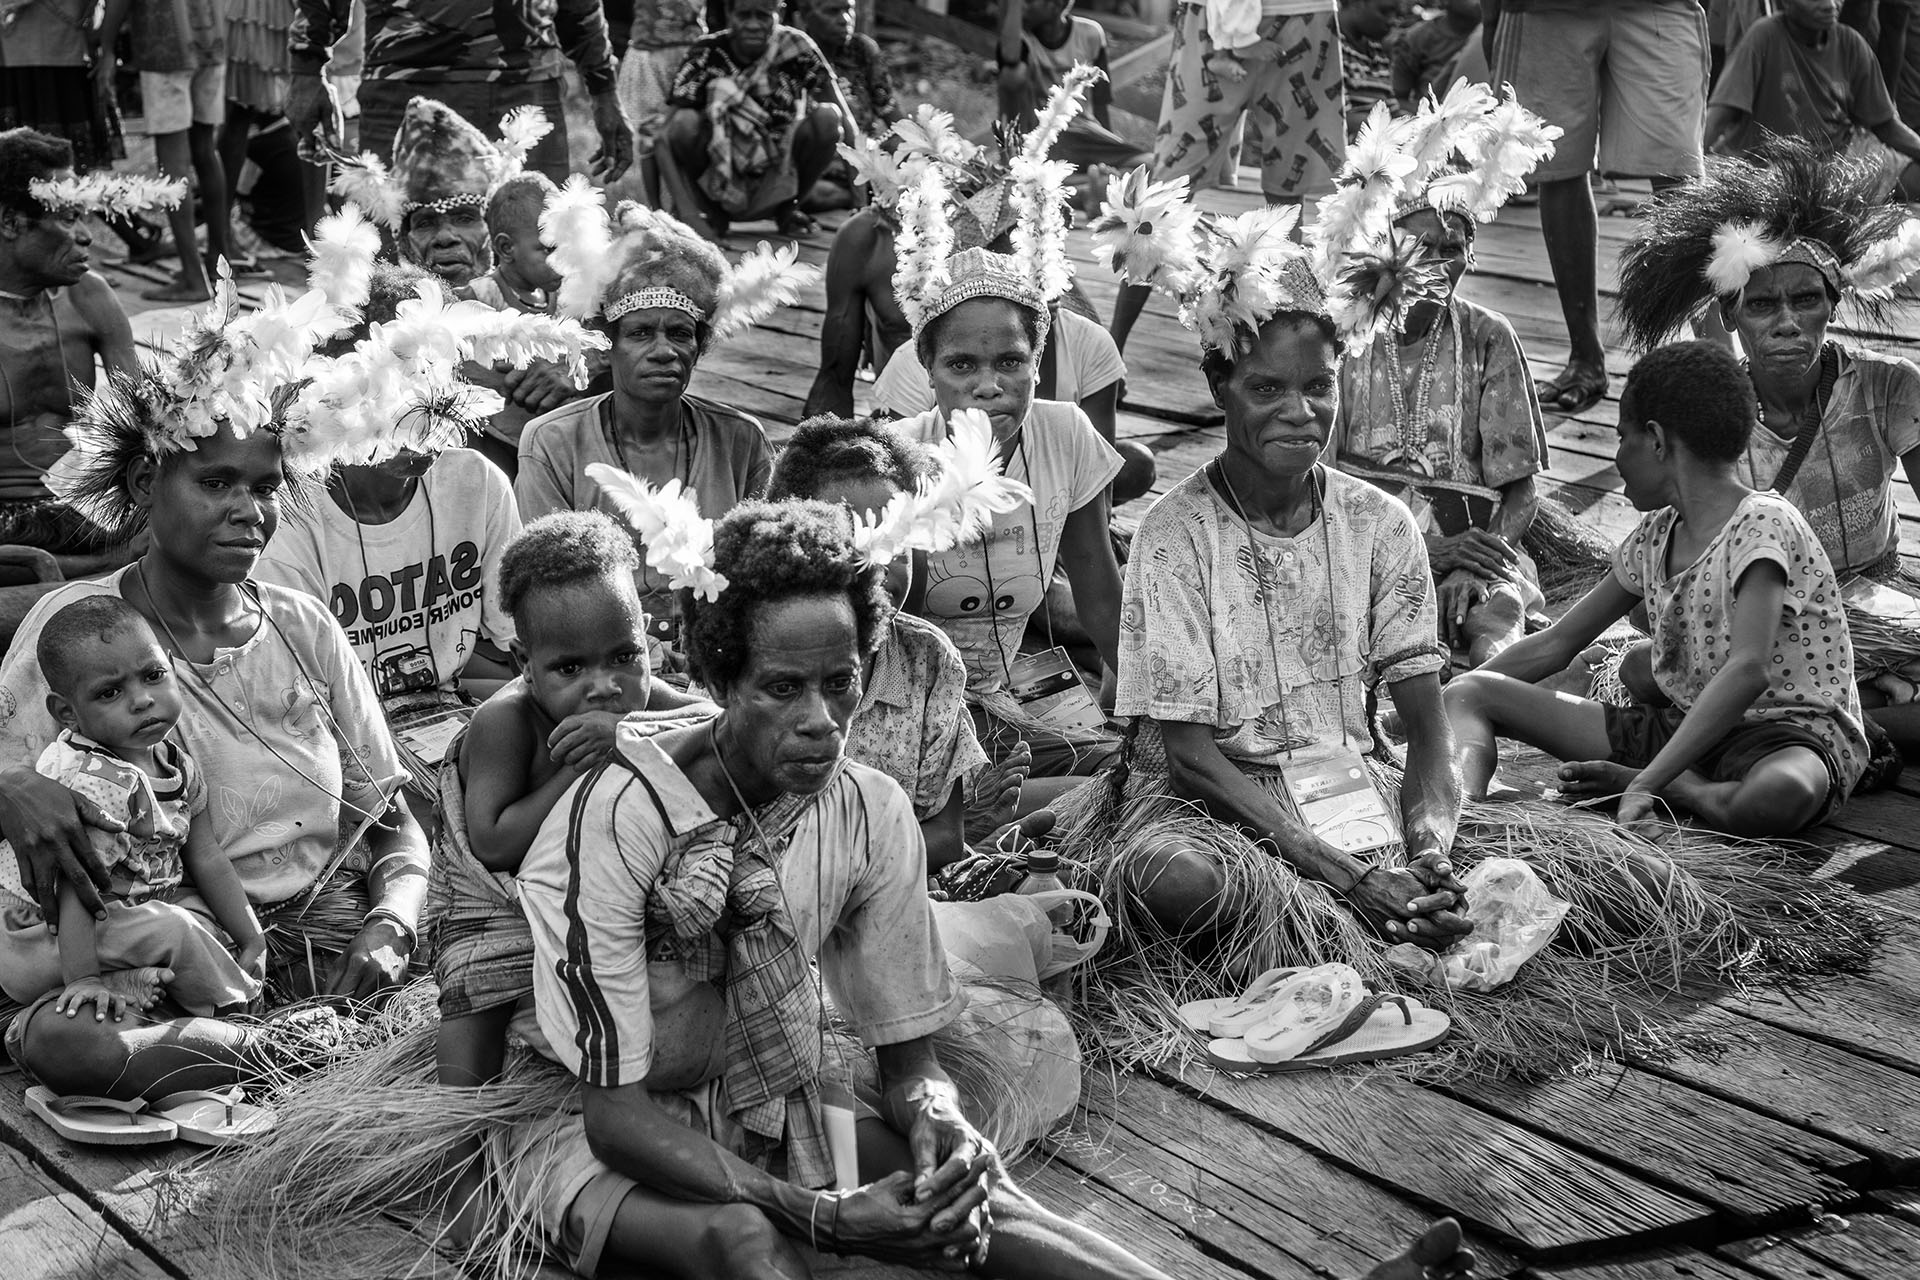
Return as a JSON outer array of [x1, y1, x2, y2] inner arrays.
[[1613, 135, 1920, 753], [1332, 88, 1561, 668], [520, 185, 815, 681]]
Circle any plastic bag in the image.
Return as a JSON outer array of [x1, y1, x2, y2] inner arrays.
[[1387, 857, 1571, 992], [931, 890, 1110, 985]]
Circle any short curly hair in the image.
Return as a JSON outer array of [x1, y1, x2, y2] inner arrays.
[[681, 500, 891, 691], [0, 128, 73, 217], [486, 172, 557, 237], [315, 262, 443, 358], [497, 511, 642, 626], [38, 596, 156, 698], [1619, 340, 1757, 463], [767, 414, 935, 502]]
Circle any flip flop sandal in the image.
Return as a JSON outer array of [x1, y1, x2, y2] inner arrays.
[[1206, 994, 1452, 1074], [1175, 966, 1303, 1036], [24, 1086, 180, 1146], [152, 1087, 275, 1147], [1535, 371, 1609, 417], [1239, 963, 1365, 1064]]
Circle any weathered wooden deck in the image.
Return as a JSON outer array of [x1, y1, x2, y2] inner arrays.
[[5, 186, 1920, 1279]]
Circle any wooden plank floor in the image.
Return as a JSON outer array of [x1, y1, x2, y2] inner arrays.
[[7, 187, 1916, 1277]]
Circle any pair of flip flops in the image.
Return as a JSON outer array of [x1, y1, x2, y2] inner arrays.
[[25, 1085, 274, 1147], [1177, 963, 1451, 1074]]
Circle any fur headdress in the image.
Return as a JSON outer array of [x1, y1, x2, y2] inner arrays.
[[1615, 135, 1920, 350], [584, 408, 1030, 600], [28, 172, 187, 218], [332, 99, 553, 230], [541, 179, 816, 346], [1095, 79, 1554, 356]]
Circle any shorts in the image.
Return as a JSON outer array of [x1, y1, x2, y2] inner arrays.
[[1151, 7, 1345, 200], [139, 65, 228, 133], [1491, 0, 1707, 183], [617, 45, 690, 154], [1603, 704, 1844, 822]]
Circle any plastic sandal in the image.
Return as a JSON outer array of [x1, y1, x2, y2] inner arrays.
[[1175, 966, 1302, 1035], [1239, 963, 1365, 1065], [24, 1086, 180, 1146], [152, 1087, 275, 1147], [1207, 994, 1452, 1074]]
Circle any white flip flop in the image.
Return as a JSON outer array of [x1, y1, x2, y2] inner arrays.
[[1206, 994, 1452, 1074], [1175, 967, 1303, 1035], [24, 1086, 180, 1146], [1239, 963, 1365, 1065], [152, 1087, 275, 1147]]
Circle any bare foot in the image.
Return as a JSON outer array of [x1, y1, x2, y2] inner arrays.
[[1557, 759, 1639, 799], [101, 966, 174, 1012], [1362, 1217, 1476, 1280], [964, 741, 1032, 846]]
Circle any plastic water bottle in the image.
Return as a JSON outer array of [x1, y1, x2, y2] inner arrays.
[[1017, 848, 1066, 897]]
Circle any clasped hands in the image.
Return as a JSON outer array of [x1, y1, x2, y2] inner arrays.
[[1347, 848, 1472, 952], [821, 1083, 997, 1269]]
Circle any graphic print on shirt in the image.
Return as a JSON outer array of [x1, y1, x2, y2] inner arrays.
[[325, 540, 486, 695]]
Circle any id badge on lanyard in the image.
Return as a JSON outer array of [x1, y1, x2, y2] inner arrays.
[[1278, 748, 1400, 863], [1007, 646, 1108, 737]]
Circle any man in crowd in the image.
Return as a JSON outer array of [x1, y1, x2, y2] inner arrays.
[[0, 130, 138, 576], [658, 0, 855, 240], [798, 0, 902, 210], [1485, 0, 1708, 417], [284, 0, 633, 184], [803, 202, 912, 417]]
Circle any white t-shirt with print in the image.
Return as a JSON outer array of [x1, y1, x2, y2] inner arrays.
[[256, 448, 520, 699], [871, 309, 1127, 420], [899, 401, 1122, 695]]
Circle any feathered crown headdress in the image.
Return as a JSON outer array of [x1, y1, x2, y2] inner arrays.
[[583, 408, 1031, 601], [28, 172, 188, 218], [892, 64, 1102, 351], [1615, 135, 1920, 351], [331, 99, 553, 230], [541, 179, 817, 344], [1095, 79, 1555, 355]]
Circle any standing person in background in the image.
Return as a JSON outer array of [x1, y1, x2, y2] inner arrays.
[[1841, 0, 1915, 96], [617, 0, 706, 207], [222, 0, 325, 255], [96, 0, 238, 302], [284, 0, 633, 186], [1, 0, 124, 173], [1484, 0, 1709, 418]]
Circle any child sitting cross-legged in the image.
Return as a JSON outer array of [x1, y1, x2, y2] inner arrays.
[[430, 512, 711, 1230], [0, 598, 265, 1023], [1443, 341, 1871, 839]]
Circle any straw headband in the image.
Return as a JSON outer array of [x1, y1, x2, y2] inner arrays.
[[605, 287, 708, 323], [913, 248, 1054, 353], [406, 192, 487, 218], [1706, 225, 1850, 298]]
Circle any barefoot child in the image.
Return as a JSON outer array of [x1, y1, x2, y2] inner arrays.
[[431, 513, 709, 1225], [0, 598, 264, 1022], [1444, 342, 1870, 838]]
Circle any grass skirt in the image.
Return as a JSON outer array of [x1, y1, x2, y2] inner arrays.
[[1048, 723, 1883, 1081]]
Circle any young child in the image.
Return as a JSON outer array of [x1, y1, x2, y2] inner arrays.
[[1444, 341, 1871, 839], [459, 172, 576, 477], [1708, 0, 1920, 200], [0, 598, 264, 1021]]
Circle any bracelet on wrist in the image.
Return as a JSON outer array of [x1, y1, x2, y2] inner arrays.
[[361, 906, 418, 950]]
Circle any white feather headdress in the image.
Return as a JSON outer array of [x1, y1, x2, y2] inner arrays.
[[29, 172, 187, 218], [850, 409, 1034, 565]]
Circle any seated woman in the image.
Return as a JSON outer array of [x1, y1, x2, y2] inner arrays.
[[256, 263, 523, 780], [492, 498, 1476, 1280], [1335, 183, 1551, 667], [1614, 136, 1920, 753], [886, 160, 1128, 784], [520, 194, 809, 678], [1445, 342, 1869, 838]]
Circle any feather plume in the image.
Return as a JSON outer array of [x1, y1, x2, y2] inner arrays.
[[1008, 154, 1075, 304], [1848, 218, 1920, 296], [1328, 231, 1451, 354], [851, 408, 1034, 565], [1089, 167, 1203, 290], [329, 153, 408, 230], [584, 465, 729, 601], [1433, 92, 1561, 222], [893, 162, 955, 335], [305, 205, 381, 312], [712, 240, 820, 340], [29, 172, 187, 217], [1345, 101, 1419, 190], [1397, 78, 1498, 188], [1019, 63, 1103, 165], [892, 104, 982, 167], [1705, 220, 1782, 296], [838, 134, 919, 209], [494, 106, 553, 178], [542, 175, 618, 319]]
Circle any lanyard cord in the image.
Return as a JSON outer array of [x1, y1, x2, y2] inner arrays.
[[339, 476, 445, 693], [976, 429, 1054, 685], [1211, 460, 1350, 757], [136, 562, 395, 824]]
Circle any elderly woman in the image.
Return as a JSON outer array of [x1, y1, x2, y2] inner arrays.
[[0, 392, 423, 1098], [518, 201, 791, 672], [491, 497, 1473, 1280], [1614, 137, 1920, 752]]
